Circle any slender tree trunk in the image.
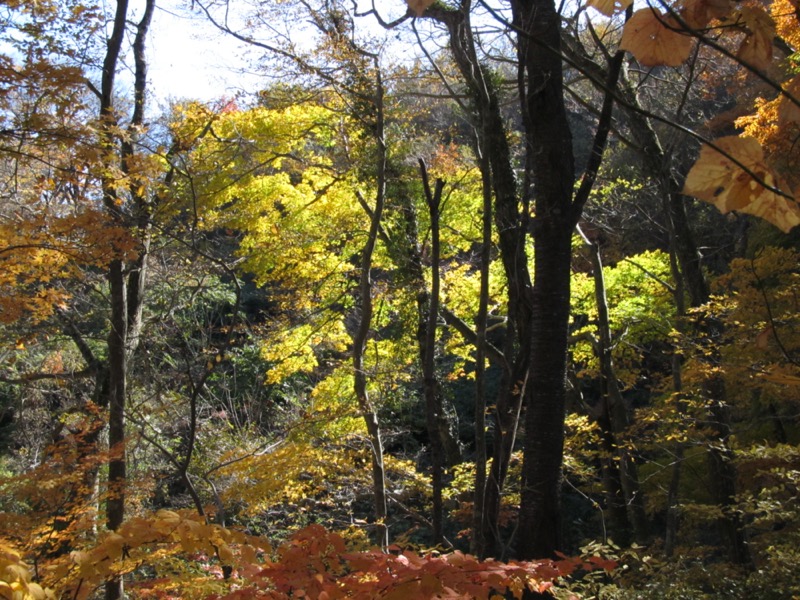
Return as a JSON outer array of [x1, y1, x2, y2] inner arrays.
[[580, 227, 649, 544], [352, 67, 389, 549], [630, 88, 752, 569], [420, 160, 446, 544], [424, 2, 534, 558], [379, 169, 461, 469], [471, 139, 493, 556], [98, 2, 155, 596]]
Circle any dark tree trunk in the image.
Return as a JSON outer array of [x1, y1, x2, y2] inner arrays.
[[352, 67, 389, 549], [425, 2, 534, 558], [512, 0, 576, 559], [98, 2, 155, 597], [580, 229, 649, 544], [471, 140, 494, 556], [420, 161, 446, 544]]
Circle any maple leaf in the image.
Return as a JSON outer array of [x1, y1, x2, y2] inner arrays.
[[586, 0, 632, 17], [619, 8, 693, 66], [407, 0, 435, 16], [683, 135, 800, 233]]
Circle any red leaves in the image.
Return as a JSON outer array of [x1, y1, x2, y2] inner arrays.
[[214, 524, 615, 600]]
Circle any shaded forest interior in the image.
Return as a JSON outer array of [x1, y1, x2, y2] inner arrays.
[[1, 0, 799, 598]]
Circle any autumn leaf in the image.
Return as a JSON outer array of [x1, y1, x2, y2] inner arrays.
[[587, 0, 632, 17], [778, 76, 800, 126], [731, 6, 775, 71], [407, 0, 435, 16], [679, 0, 732, 29], [620, 8, 693, 66], [683, 136, 800, 232]]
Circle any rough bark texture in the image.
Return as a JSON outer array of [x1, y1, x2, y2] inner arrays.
[[512, 0, 576, 559]]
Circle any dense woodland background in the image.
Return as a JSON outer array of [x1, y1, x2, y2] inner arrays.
[[1, 0, 799, 598]]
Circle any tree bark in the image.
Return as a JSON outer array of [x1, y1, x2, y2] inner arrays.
[[471, 136, 494, 556], [512, 0, 576, 559], [98, 1, 155, 596], [420, 160, 446, 544], [426, 2, 535, 558], [352, 66, 389, 549], [579, 227, 649, 544]]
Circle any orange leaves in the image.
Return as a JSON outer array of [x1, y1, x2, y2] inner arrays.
[[610, 0, 777, 72], [4, 508, 614, 599], [619, 8, 693, 67], [211, 524, 614, 600], [683, 136, 800, 232], [778, 76, 800, 127]]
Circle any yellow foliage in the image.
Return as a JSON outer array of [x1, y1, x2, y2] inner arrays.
[[0, 543, 54, 599]]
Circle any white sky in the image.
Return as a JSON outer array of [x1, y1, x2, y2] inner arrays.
[[147, 1, 260, 105]]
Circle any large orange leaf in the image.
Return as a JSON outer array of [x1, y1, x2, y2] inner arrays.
[[620, 8, 693, 66], [683, 135, 800, 232]]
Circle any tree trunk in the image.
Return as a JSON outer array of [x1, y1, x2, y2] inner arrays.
[[471, 138, 494, 556], [512, 0, 576, 559], [98, 1, 155, 596], [580, 227, 649, 544], [352, 67, 389, 549], [424, 2, 534, 558], [420, 160, 446, 545]]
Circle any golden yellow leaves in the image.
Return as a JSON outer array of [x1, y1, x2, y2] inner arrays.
[[619, 8, 693, 67], [683, 136, 800, 233], [48, 511, 268, 600], [0, 543, 53, 600]]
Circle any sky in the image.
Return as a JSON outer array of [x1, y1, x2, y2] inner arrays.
[[147, 1, 259, 105]]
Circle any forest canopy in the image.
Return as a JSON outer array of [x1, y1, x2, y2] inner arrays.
[[0, 0, 799, 598]]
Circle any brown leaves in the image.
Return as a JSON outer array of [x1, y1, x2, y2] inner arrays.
[[683, 136, 800, 232], [731, 6, 775, 71], [619, 8, 694, 66], [679, 0, 732, 29], [406, 0, 436, 16]]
